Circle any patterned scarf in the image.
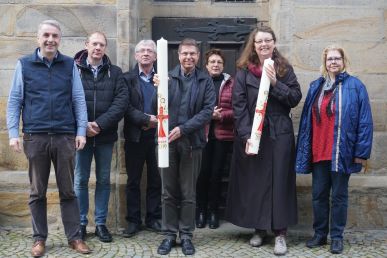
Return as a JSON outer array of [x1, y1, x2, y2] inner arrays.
[[313, 76, 337, 123]]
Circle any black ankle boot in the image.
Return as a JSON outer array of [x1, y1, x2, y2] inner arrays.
[[196, 211, 206, 228], [306, 234, 327, 248], [208, 212, 219, 229]]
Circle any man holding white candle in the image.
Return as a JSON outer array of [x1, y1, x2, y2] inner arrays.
[[155, 38, 216, 256], [123, 40, 162, 237]]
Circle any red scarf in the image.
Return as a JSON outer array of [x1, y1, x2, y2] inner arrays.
[[248, 63, 262, 78]]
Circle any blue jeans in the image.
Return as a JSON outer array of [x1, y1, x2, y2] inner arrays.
[[312, 161, 350, 240], [74, 142, 114, 226]]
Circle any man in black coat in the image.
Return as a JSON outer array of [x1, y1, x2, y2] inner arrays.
[[122, 40, 161, 237], [156, 38, 216, 256], [74, 31, 128, 243]]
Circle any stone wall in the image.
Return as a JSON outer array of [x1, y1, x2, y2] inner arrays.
[[270, 0, 387, 175], [0, 0, 131, 170], [2, 0, 385, 172], [270, 0, 387, 230], [0, 0, 386, 230]]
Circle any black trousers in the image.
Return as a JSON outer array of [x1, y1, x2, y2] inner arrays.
[[125, 136, 161, 225], [196, 139, 233, 213]]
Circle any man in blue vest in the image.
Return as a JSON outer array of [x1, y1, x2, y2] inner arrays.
[[7, 20, 91, 257], [122, 40, 161, 237]]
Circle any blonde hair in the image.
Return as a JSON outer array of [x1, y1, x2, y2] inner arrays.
[[320, 45, 350, 77]]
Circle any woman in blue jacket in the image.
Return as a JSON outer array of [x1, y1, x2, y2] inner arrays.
[[295, 45, 373, 254]]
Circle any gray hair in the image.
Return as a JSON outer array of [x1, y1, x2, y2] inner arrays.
[[37, 20, 62, 37], [135, 40, 157, 54]]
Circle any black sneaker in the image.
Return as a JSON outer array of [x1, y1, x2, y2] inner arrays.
[[330, 239, 344, 254], [181, 239, 195, 255], [157, 238, 176, 255], [95, 225, 113, 243], [122, 222, 141, 238]]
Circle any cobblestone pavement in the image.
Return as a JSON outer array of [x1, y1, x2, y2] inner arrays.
[[1, 223, 386, 257]]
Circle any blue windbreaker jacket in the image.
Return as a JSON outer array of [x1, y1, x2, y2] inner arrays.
[[295, 72, 373, 174]]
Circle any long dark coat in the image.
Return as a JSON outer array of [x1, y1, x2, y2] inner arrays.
[[225, 65, 302, 230]]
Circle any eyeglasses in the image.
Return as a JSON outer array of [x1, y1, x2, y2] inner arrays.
[[179, 52, 198, 57], [254, 39, 274, 45], [137, 48, 155, 54], [326, 57, 343, 63], [208, 60, 224, 65]]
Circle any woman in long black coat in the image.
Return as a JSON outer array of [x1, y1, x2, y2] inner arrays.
[[225, 26, 302, 256]]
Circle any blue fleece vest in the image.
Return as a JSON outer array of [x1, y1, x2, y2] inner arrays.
[[20, 50, 76, 134]]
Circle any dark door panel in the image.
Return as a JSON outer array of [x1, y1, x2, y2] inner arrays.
[[152, 17, 257, 75]]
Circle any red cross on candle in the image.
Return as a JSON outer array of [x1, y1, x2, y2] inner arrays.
[[157, 106, 169, 137]]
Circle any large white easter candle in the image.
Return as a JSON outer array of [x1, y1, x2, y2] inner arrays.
[[157, 38, 169, 167], [247, 58, 274, 154]]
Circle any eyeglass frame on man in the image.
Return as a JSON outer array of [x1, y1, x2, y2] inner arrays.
[[179, 51, 198, 57], [136, 48, 155, 54]]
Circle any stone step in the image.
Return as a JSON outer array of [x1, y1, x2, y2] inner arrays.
[[0, 170, 386, 230], [297, 174, 387, 230], [0, 170, 127, 231]]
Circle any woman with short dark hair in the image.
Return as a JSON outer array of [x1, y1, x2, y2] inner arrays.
[[196, 48, 234, 230]]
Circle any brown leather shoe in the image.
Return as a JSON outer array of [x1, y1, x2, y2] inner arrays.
[[69, 239, 91, 254], [31, 240, 45, 257]]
